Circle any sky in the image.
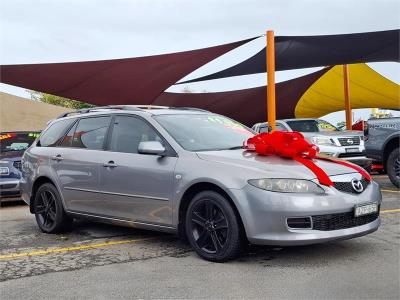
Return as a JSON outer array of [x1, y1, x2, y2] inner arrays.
[[0, 0, 399, 125]]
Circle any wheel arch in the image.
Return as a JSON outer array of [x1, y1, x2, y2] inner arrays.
[[383, 135, 400, 165], [177, 181, 247, 240], [30, 176, 57, 214]]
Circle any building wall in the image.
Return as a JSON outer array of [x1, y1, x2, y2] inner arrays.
[[0, 92, 71, 132]]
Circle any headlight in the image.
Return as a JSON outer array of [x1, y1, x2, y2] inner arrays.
[[312, 136, 335, 146], [248, 178, 325, 194]]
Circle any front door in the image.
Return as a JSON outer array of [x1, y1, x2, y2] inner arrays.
[[99, 115, 177, 226]]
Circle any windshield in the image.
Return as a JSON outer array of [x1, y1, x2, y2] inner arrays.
[[286, 120, 339, 132], [0, 132, 40, 153], [155, 114, 254, 151]]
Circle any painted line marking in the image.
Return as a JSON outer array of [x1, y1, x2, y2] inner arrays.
[[381, 189, 400, 193], [1, 209, 399, 261], [380, 208, 400, 214], [0, 237, 156, 261]]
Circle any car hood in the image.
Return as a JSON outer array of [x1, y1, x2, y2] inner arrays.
[[301, 130, 362, 138], [196, 149, 358, 179]]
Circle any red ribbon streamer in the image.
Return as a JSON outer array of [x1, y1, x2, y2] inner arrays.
[[245, 131, 370, 186]]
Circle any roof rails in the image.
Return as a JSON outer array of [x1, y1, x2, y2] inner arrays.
[[56, 105, 143, 119], [56, 105, 210, 119]]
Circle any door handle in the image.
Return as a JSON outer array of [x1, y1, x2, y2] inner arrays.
[[51, 154, 63, 161], [103, 161, 118, 168]]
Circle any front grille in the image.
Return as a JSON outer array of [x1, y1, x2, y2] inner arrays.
[[333, 178, 369, 194], [338, 152, 365, 158], [13, 161, 22, 172], [287, 217, 312, 229], [338, 137, 360, 146], [312, 208, 379, 231], [0, 183, 17, 189]]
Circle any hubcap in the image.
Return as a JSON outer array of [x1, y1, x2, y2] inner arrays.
[[36, 190, 57, 230], [190, 200, 229, 254]]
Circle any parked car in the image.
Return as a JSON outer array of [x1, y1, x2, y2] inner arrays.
[[252, 119, 370, 169], [0, 131, 40, 206], [365, 117, 399, 187], [21, 106, 381, 262]]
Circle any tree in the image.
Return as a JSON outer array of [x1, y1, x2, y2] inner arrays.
[[29, 91, 94, 109], [181, 86, 193, 93]]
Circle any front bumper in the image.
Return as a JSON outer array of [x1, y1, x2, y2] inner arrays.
[[0, 179, 21, 200], [230, 180, 381, 246], [318, 145, 371, 168]]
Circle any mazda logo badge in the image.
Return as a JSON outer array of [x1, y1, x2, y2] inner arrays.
[[347, 139, 353, 145], [351, 179, 364, 193]]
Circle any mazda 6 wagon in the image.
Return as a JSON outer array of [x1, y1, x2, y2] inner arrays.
[[21, 106, 381, 262]]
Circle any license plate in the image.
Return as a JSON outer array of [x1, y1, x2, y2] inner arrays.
[[354, 203, 378, 217], [346, 147, 359, 153], [0, 167, 9, 175]]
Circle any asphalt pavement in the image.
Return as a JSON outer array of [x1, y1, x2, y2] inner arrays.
[[0, 175, 398, 299]]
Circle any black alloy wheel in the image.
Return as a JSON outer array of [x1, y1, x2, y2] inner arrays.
[[34, 183, 72, 233], [386, 148, 400, 188], [36, 189, 57, 230], [186, 191, 243, 262]]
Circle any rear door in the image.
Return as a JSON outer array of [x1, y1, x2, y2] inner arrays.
[[99, 115, 177, 226], [50, 115, 112, 215]]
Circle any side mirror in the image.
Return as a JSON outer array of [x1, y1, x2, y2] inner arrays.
[[138, 141, 166, 156]]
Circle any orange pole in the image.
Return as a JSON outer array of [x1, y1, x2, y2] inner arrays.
[[343, 64, 352, 130], [267, 30, 276, 130]]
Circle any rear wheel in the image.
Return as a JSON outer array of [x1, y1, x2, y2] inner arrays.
[[386, 148, 400, 188], [33, 183, 72, 233], [185, 191, 243, 262]]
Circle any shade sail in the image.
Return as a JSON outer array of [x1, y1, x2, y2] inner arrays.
[[155, 63, 400, 126], [179, 30, 400, 84], [154, 68, 330, 126], [295, 64, 400, 118], [0, 37, 256, 105]]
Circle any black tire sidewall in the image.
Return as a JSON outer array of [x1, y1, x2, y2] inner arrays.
[[386, 148, 400, 188], [185, 191, 242, 262], [34, 183, 70, 233]]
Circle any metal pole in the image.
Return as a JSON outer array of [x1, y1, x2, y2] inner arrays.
[[343, 64, 352, 130], [267, 30, 276, 130]]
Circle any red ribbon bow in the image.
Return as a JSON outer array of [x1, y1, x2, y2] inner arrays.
[[245, 131, 371, 186]]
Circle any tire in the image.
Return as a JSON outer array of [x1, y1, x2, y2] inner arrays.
[[185, 191, 243, 262], [33, 183, 72, 233], [386, 148, 400, 188]]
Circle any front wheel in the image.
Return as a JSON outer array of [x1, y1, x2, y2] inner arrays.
[[185, 191, 243, 262], [386, 148, 400, 188], [33, 183, 72, 233]]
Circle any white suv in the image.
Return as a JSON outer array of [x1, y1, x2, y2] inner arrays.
[[252, 118, 371, 169]]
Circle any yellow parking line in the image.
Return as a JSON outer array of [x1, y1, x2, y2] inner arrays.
[[0, 237, 155, 261], [381, 208, 400, 214], [381, 189, 400, 193]]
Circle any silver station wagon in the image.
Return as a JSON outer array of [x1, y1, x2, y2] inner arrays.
[[21, 106, 381, 262]]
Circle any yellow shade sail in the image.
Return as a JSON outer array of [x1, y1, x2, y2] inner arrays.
[[295, 64, 400, 118]]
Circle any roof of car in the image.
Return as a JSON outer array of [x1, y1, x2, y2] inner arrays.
[[55, 105, 211, 120]]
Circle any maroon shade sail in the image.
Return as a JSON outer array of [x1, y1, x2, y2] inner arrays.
[[154, 68, 331, 126], [179, 30, 399, 84], [0, 37, 256, 105]]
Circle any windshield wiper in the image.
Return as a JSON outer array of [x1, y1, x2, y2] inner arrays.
[[226, 146, 244, 150]]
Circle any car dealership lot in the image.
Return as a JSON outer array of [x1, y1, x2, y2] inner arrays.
[[0, 175, 399, 299]]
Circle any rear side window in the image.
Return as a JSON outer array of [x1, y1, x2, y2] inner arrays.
[[59, 122, 78, 147], [109, 116, 162, 154], [72, 116, 110, 150], [39, 119, 75, 147]]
